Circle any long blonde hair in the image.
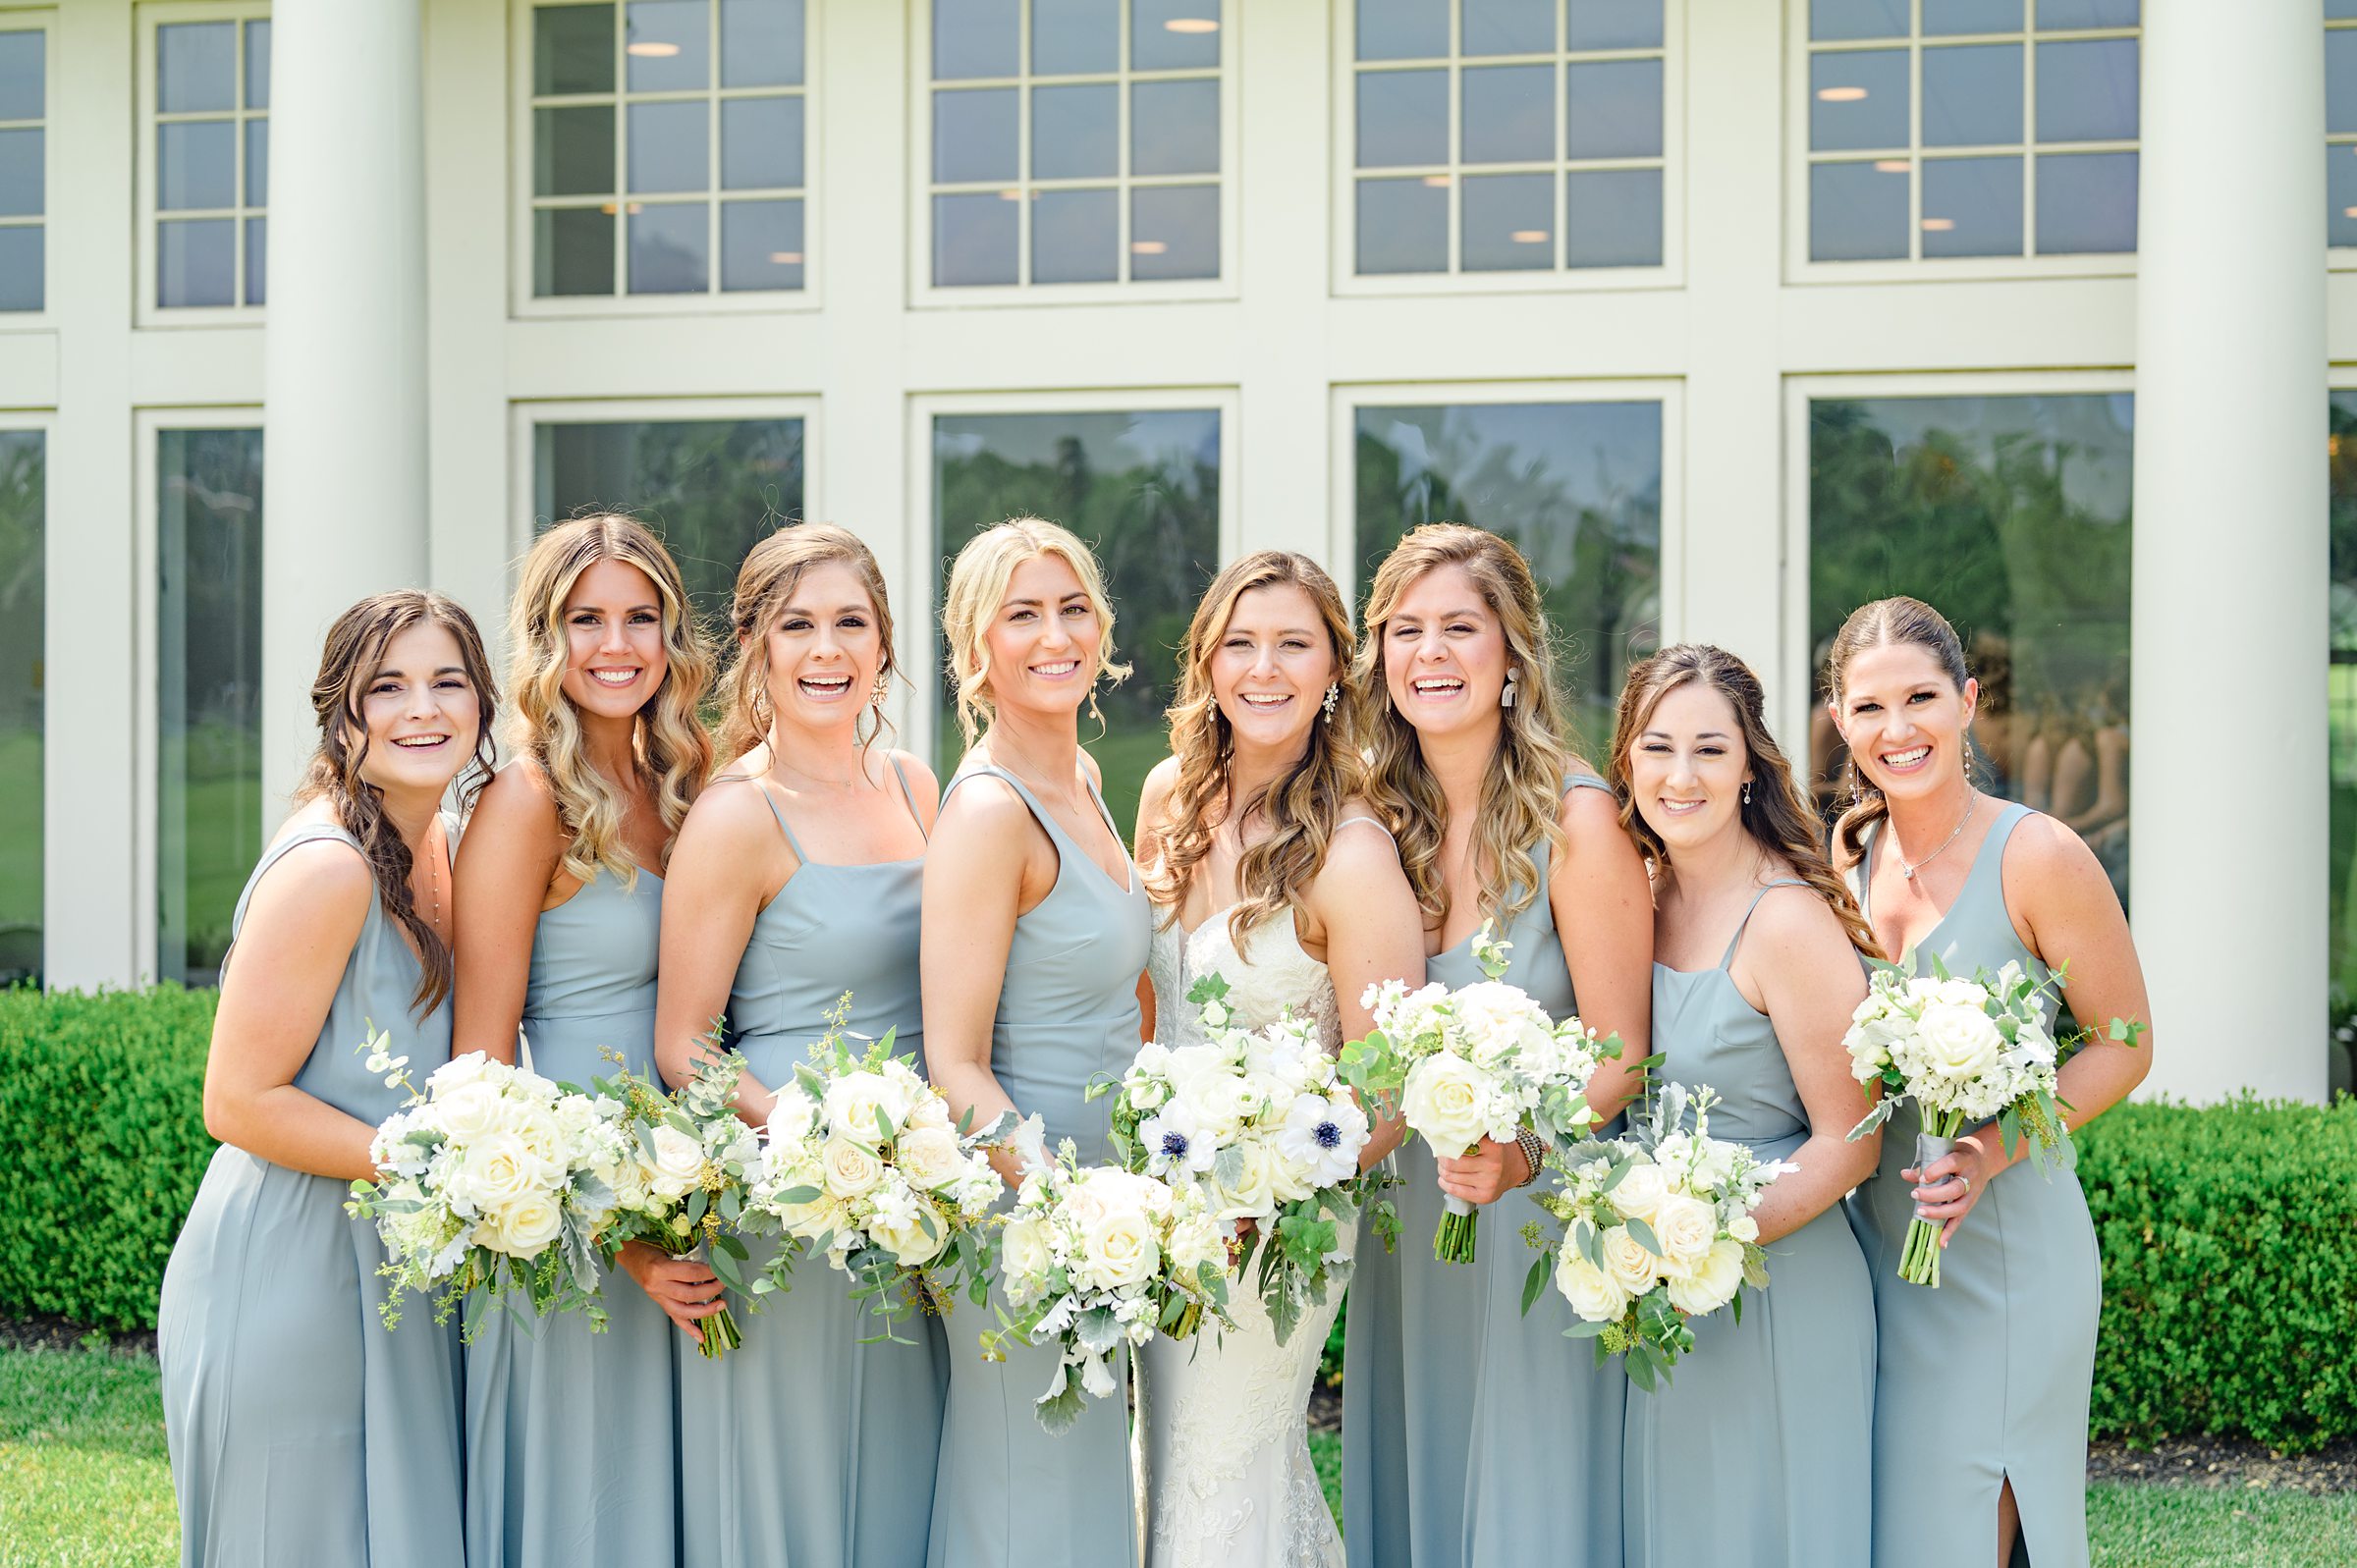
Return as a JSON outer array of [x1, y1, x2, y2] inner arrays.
[[940, 516, 1128, 747], [1146, 551, 1362, 948], [713, 522, 903, 766], [506, 514, 714, 887], [1355, 522, 1578, 931]]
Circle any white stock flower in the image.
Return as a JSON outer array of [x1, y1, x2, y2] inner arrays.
[[1400, 1054, 1493, 1157], [1555, 1248, 1632, 1324], [896, 1125, 969, 1191], [821, 1137, 887, 1199], [1915, 1001, 2003, 1084], [1665, 1237, 1746, 1316], [1167, 1211, 1227, 1275]]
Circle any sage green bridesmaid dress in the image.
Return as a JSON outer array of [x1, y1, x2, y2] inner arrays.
[[680, 762, 945, 1567], [1846, 801, 2096, 1568], [1623, 881, 1874, 1568], [159, 821, 466, 1567], [926, 764, 1151, 1568], [466, 865, 679, 1567], [1343, 776, 1627, 1568]]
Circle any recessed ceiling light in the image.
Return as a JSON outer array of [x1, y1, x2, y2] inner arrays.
[[1509, 229, 1549, 243], [1817, 86, 1868, 102], [1874, 159, 1910, 173], [1165, 18, 1219, 33], [1920, 217, 1955, 231], [999, 189, 1023, 200], [1131, 240, 1170, 254], [626, 40, 682, 57], [1422, 174, 1452, 187], [768, 251, 803, 264]]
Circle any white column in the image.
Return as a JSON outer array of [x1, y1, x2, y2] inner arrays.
[[2131, 3, 2327, 1102], [260, 0, 428, 821]]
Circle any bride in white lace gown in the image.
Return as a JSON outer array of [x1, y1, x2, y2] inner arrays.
[[1128, 553, 1425, 1568]]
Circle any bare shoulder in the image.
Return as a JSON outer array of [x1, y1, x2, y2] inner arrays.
[[1077, 747, 1106, 788], [675, 773, 790, 851], [1134, 755, 1181, 836], [243, 831, 374, 936], [2000, 807, 2121, 917], [1745, 880, 1853, 959], [1559, 778, 1624, 835], [468, 757, 564, 838], [935, 768, 1034, 833], [885, 747, 943, 826]]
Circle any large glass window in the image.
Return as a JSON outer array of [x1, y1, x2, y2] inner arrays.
[[2329, 392, 2357, 1026], [931, 408, 1221, 829], [0, 20, 45, 313], [1808, 393, 2133, 909], [2329, 4, 2357, 248], [0, 430, 40, 984], [927, 1, 1227, 289], [148, 11, 270, 310], [158, 427, 263, 988], [1352, 399, 1662, 756], [526, 1, 811, 299], [1349, 0, 1670, 277], [1805, 1, 2138, 263]]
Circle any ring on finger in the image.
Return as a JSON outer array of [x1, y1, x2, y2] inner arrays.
[[1948, 1172, 1971, 1197]]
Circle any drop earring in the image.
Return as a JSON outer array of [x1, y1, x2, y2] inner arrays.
[[1321, 682, 1340, 719], [871, 671, 892, 707], [1742, 780, 1753, 807], [1501, 668, 1520, 709]]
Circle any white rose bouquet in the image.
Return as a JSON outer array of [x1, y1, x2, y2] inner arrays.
[[1843, 955, 2143, 1287], [1522, 1082, 1788, 1391], [1341, 926, 1633, 1264], [1091, 973, 1392, 1346], [742, 998, 1017, 1342], [979, 1141, 1233, 1433], [345, 1027, 617, 1336]]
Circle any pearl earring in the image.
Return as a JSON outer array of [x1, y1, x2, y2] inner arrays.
[[1501, 668, 1520, 709], [1321, 682, 1340, 719]]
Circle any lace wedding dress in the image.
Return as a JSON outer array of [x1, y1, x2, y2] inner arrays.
[[1136, 902, 1351, 1568]]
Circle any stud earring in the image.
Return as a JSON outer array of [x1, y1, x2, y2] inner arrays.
[[1501, 668, 1520, 710], [1321, 682, 1340, 719]]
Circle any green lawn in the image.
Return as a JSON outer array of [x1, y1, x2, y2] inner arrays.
[[4, 1347, 2348, 1567]]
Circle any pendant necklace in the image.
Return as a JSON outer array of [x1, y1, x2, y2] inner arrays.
[[1897, 790, 1976, 882]]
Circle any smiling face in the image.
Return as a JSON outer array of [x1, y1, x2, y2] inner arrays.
[[557, 556, 669, 723], [757, 559, 885, 734], [1626, 678, 1750, 857], [1210, 582, 1336, 757], [356, 621, 483, 797], [1832, 640, 1980, 805], [1380, 564, 1511, 742], [981, 551, 1103, 722]]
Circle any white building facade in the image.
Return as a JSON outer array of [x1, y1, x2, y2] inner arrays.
[[0, 0, 2339, 1104]]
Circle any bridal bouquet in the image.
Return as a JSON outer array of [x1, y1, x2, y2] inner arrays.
[[1342, 926, 1631, 1264], [980, 1141, 1233, 1433], [1523, 1082, 1788, 1391], [345, 1028, 616, 1335], [1843, 956, 2143, 1287], [743, 999, 1015, 1341], [1094, 973, 1386, 1346]]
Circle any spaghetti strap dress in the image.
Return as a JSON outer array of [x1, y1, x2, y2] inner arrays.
[[926, 763, 1152, 1568], [1624, 882, 1875, 1568], [679, 759, 946, 1568], [158, 820, 466, 1568], [1845, 801, 2095, 1568], [1343, 775, 1627, 1568], [465, 864, 678, 1567]]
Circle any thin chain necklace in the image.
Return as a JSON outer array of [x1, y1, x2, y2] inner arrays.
[[422, 823, 442, 927], [1895, 789, 1977, 882]]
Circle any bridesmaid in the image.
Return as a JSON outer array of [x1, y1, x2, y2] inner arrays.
[[454, 514, 716, 1568], [159, 591, 496, 1566], [1341, 523, 1652, 1568], [923, 517, 1151, 1568], [655, 522, 947, 1566], [1828, 597, 2153, 1568], [1607, 644, 1878, 1568]]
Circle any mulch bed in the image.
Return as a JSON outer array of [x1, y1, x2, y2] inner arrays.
[[0, 1312, 156, 1359]]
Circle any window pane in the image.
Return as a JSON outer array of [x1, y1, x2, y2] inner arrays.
[[629, 201, 708, 292], [0, 226, 38, 311], [0, 31, 43, 122], [1923, 43, 2023, 147], [1810, 0, 1908, 40], [1357, 69, 1448, 169], [629, 100, 707, 193], [2036, 0, 2137, 27], [244, 215, 265, 305], [935, 0, 1019, 80], [158, 426, 264, 987], [1921, 155, 2022, 255], [1131, 79, 1219, 178], [158, 22, 236, 114], [534, 418, 803, 625], [1130, 183, 1217, 278], [1356, 176, 1447, 273], [2330, 0, 2357, 18], [536, 3, 616, 95], [2330, 145, 2357, 248], [1808, 394, 2133, 908], [2035, 149, 2135, 252], [2330, 392, 2357, 1010], [932, 409, 1221, 828], [1567, 0, 1664, 50], [245, 120, 268, 207], [1034, 83, 1118, 180], [0, 129, 39, 218], [1924, 0, 2023, 32], [721, 0, 803, 87], [1810, 49, 1908, 152], [1567, 60, 1662, 160], [1033, 187, 1118, 282], [244, 19, 270, 109], [1566, 167, 1662, 267], [1356, 0, 1448, 61], [722, 95, 802, 189], [535, 105, 617, 197], [2331, 30, 2357, 139], [1131, 0, 1221, 72], [935, 87, 1019, 184], [158, 218, 236, 307], [2036, 39, 2137, 142], [1034, 0, 1119, 76], [0, 430, 40, 983], [720, 196, 803, 289], [625, 0, 710, 91], [1461, 171, 1552, 269], [1463, 65, 1554, 165], [934, 190, 1020, 284], [535, 205, 617, 295], [158, 122, 236, 212], [1355, 402, 1663, 754], [1463, 0, 1554, 56], [1810, 160, 1909, 260]]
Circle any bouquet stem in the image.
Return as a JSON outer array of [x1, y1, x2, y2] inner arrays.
[[1898, 1117, 1966, 1289], [1435, 1193, 1478, 1266], [663, 1234, 742, 1359]]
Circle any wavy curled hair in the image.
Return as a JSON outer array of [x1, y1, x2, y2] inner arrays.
[[1609, 643, 1882, 960], [294, 591, 499, 1017], [1353, 523, 1577, 933], [940, 516, 1128, 748], [1822, 595, 1973, 869], [1145, 552, 1363, 950], [713, 521, 903, 766], [506, 514, 714, 888]]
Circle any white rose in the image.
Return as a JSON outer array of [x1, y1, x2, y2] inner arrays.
[[1450, 983, 1555, 1068], [1649, 1193, 1717, 1264], [1916, 1002, 2003, 1083], [1609, 1159, 1669, 1222], [1079, 1209, 1162, 1291], [459, 1131, 548, 1213], [896, 1126, 969, 1191], [1399, 1054, 1493, 1157], [435, 1081, 505, 1143], [870, 1205, 950, 1267], [767, 1086, 821, 1144], [1002, 1214, 1054, 1291], [824, 1071, 916, 1148], [1555, 1249, 1632, 1324], [426, 1052, 492, 1095], [1600, 1223, 1663, 1295], [1062, 1174, 1113, 1229], [821, 1137, 887, 1199], [1666, 1237, 1747, 1316], [486, 1191, 564, 1257], [1727, 1214, 1760, 1244], [1167, 1211, 1227, 1275], [1216, 1138, 1282, 1222], [647, 1124, 705, 1200], [906, 1092, 953, 1133]]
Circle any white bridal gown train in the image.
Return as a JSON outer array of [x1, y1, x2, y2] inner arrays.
[[1137, 901, 1351, 1568]]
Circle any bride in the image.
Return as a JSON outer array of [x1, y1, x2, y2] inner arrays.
[[1131, 551, 1426, 1567]]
